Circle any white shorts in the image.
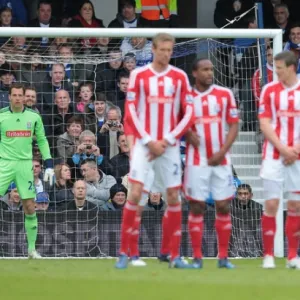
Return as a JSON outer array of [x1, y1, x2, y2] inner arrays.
[[129, 141, 182, 191], [261, 160, 300, 200], [184, 165, 235, 201]]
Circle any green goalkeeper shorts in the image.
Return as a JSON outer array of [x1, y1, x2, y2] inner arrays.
[[0, 159, 35, 199]]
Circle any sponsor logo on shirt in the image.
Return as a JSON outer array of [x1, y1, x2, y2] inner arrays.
[[258, 104, 265, 114], [230, 108, 238, 118], [147, 96, 174, 103], [186, 94, 193, 104], [277, 110, 300, 117], [127, 92, 136, 101], [6, 130, 32, 137], [195, 116, 222, 124], [27, 122, 32, 129]]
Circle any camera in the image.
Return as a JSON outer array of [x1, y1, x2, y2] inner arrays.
[[107, 120, 120, 128], [85, 145, 92, 150]]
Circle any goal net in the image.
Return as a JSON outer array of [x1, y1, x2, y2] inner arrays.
[[0, 28, 283, 258]]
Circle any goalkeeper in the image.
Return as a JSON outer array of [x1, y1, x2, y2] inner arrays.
[[0, 83, 54, 259]]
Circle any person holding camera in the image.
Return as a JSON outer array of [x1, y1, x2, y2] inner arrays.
[[98, 106, 124, 159]]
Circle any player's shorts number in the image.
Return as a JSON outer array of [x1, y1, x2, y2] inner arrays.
[[173, 163, 179, 176], [28, 181, 33, 191]]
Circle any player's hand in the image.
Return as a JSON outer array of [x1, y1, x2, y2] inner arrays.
[[208, 150, 225, 166], [147, 141, 167, 158], [44, 168, 55, 186], [185, 131, 200, 147], [281, 146, 299, 165]]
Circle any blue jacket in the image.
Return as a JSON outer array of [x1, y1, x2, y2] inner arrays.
[[0, 0, 27, 25]]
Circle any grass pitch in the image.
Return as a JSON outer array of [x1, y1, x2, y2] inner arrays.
[[0, 259, 299, 300]]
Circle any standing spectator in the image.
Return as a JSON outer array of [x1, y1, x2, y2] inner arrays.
[[106, 179, 128, 211], [0, 0, 27, 25], [28, 1, 60, 45], [110, 132, 130, 180], [24, 87, 39, 112], [33, 157, 44, 194], [66, 179, 97, 211], [68, 0, 105, 49], [35, 192, 49, 211], [80, 160, 116, 209], [45, 163, 74, 209], [136, 0, 178, 28], [57, 116, 83, 161], [98, 106, 124, 159]]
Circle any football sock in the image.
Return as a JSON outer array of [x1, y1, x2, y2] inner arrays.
[[262, 213, 276, 257], [160, 210, 171, 255], [188, 212, 204, 259], [25, 213, 38, 252], [215, 213, 232, 259], [129, 215, 141, 257], [285, 210, 300, 260]]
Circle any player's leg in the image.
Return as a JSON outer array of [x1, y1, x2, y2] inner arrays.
[[0, 159, 17, 197], [212, 165, 235, 269], [15, 160, 41, 259], [115, 142, 150, 269]]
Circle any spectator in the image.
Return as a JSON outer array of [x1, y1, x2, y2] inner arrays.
[[98, 106, 124, 159], [214, 0, 254, 28], [68, 0, 105, 49], [123, 52, 136, 73], [48, 37, 68, 57], [121, 37, 152, 67], [283, 24, 300, 77], [263, 0, 282, 28], [84, 92, 107, 134], [272, 3, 292, 43], [106, 179, 128, 211], [80, 160, 116, 209], [35, 192, 49, 211], [252, 46, 273, 104], [24, 87, 40, 113], [45, 163, 74, 209], [2, 183, 22, 211], [144, 192, 166, 211], [0, 7, 12, 45], [33, 157, 44, 194], [0, 66, 15, 109], [66, 179, 97, 211], [94, 48, 123, 93], [0, 0, 27, 25], [28, 1, 60, 45], [76, 82, 94, 113], [110, 132, 130, 180], [57, 115, 83, 161], [136, 0, 178, 28]]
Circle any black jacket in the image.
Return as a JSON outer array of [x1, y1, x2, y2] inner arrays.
[[110, 152, 129, 179], [108, 13, 141, 28], [28, 18, 60, 27]]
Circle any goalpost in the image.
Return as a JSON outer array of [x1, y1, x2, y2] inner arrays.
[[0, 27, 283, 258]]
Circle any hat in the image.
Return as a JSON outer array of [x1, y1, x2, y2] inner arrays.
[[7, 182, 17, 193], [120, 0, 136, 8], [0, 63, 13, 77], [36, 192, 50, 203], [110, 178, 128, 199]]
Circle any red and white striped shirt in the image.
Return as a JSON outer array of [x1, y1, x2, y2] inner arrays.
[[258, 80, 300, 160], [124, 64, 194, 145], [185, 85, 239, 166], [252, 63, 273, 104]]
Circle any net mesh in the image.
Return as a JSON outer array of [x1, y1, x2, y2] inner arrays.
[[0, 34, 269, 257]]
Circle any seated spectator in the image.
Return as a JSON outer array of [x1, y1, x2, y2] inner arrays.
[[76, 82, 94, 113], [57, 116, 83, 161], [38, 64, 73, 114], [0, 0, 27, 25], [272, 3, 292, 43], [98, 106, 124, 159], [33, 157, 44, 194], [45, 163, 74, 209], [48, 37, 68, 57], [232, 184, 262, 210], [105, 179, 127, 210], [2, 183, 22, 211], [123, 52, 136, 72], [91, 37, 110, 55], [17, 49, 47, 95], [68, 1, 105, 49], [144, 192, 166, 211], [84, 93, 107, 133], [283, 24, 300, 77], [35, 192, 50, 211], [110, 132, 130, 179], [44, 89, 79, 156], [0, 7, 12, 45], [0, 66, 15, 108], [121, 37, 152, 67], [28, 1, 60, 45], [80, 159, 116, 209], [24, 87, 39, 113], [66, 179, 97, 211], [93, 48, 123, 93], [0, 50, 6, 66]]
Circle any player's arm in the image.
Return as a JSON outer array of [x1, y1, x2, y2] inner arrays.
[[164, 73, 194, 145], [252, 69, 261, 103], [258, 86, 298, 161]]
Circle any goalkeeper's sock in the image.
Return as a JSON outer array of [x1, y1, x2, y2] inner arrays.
[[188, 212, 204, 259], [119, 201, 137, 255], [25, 213, 38, 252], [129, 215, 141, 257], [262, 213, 276, 256], [167, 203, 182, 261], [160, 210, 171, 255], [285, 210, 300, 260], [215, 213, 231, 259]]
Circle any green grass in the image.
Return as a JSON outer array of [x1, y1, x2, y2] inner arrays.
[[0, 259, 299, 300]]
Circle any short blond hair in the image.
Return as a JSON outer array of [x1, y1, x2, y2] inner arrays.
[[152, 33, 175, 48]]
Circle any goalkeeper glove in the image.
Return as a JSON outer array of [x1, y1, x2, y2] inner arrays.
[[44, 168, 55, 186]]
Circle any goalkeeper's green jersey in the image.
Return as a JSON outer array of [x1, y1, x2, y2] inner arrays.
[[0, 107, 51, 161]]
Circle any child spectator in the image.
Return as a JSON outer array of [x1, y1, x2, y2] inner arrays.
[[76, 82, 94, 112], [123, 52, 136, 72]]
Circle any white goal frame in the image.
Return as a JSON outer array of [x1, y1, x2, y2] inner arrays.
[[0, 27, 283, 257]]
